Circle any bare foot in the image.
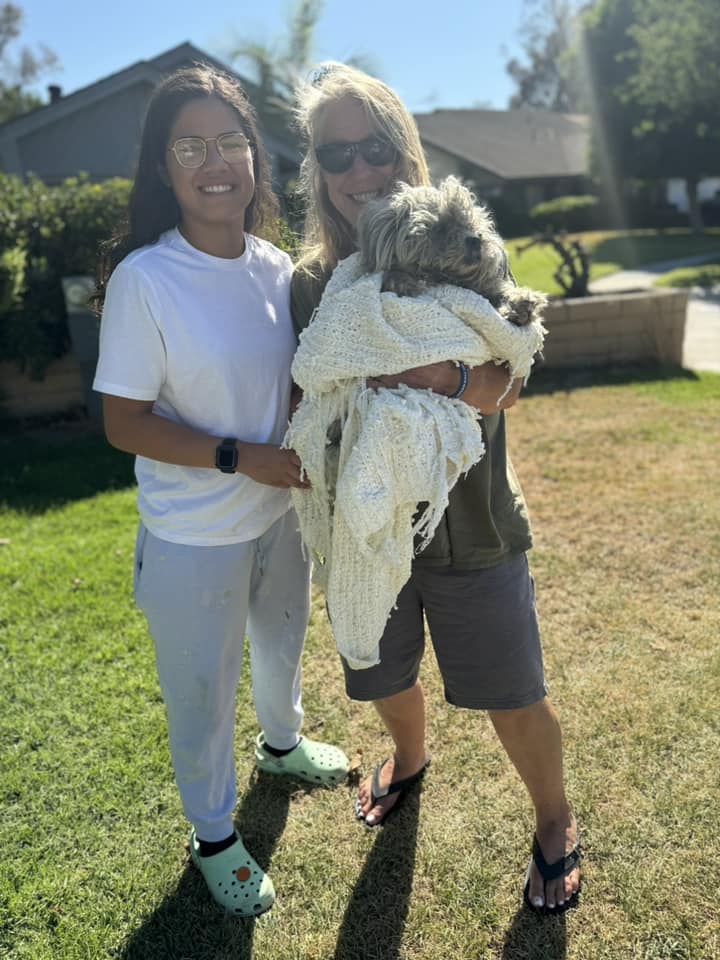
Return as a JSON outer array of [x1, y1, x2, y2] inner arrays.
[[526, 812, 581, 911], [356, 754, 428, 826]]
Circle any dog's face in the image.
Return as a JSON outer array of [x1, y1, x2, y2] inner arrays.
[[357, 176, 509, 294]]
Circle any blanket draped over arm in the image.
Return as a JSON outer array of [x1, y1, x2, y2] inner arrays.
[[285, 253, 546, 670]]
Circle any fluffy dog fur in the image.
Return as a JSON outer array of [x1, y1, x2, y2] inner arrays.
[[357, 176, 546, 327]]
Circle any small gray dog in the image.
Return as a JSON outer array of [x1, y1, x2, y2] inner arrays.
[[357, 175, 545, 327]]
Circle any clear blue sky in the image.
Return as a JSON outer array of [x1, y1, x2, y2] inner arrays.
[[19, 0, 529, 112]]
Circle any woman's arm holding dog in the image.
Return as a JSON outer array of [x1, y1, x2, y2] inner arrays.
[[368, 360, 522, 413]]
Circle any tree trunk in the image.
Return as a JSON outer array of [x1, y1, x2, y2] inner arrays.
[[686, 178, 705, 234]]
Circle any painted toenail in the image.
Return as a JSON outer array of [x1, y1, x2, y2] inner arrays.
[[532, 896, 544, 907]]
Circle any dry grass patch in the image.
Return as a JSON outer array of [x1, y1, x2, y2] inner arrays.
[[2, 370, 719, 959]]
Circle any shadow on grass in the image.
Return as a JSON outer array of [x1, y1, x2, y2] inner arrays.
[[524, 362, 700, 397], [332, 784, 421, 960], [500, 906, 568, 960], [0, 419, 135, 513], [115, 771, 296, 960]]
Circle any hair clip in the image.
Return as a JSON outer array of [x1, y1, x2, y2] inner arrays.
[[311, 63, 335, 87]]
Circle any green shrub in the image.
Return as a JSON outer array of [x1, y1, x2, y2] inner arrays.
[[530, 194, 600, 233], [623, 197, 689, 229], [275, 217, 301, 259], [0, 244, 26, 314], [482, 194, 534, 239], [0, 173, 301, 378], [655, 262, 720, 288], [0, 173, 131, 377]]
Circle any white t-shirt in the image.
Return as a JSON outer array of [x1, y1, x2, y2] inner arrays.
[[93, 228, 296, 545]]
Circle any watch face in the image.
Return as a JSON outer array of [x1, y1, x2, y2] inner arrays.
[[217, 440, 237, 471]]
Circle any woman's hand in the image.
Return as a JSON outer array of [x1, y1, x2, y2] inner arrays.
[[101, 395, 309, 487], [238, 444, 310, 489], [367, 360, 523, 414], [368, 361, 456, 395], [466, 363, 523, 412], [289, 383, 304, 418]]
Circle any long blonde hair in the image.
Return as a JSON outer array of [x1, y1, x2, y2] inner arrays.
[[294, 62, 430, 273]]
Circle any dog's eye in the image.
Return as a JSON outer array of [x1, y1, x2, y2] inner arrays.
[[464, 235, 483, 262]]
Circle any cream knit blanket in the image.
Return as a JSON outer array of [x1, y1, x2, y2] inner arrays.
[[285, 253, 546, 669]]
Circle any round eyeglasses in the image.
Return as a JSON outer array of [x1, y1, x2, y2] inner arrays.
[[315, 136, 397, 175], [168, 132, 251, 168]]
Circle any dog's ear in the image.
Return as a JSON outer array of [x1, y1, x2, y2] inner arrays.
[[464, 235, 483, 263]]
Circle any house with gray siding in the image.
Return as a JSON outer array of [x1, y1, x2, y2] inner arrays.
[[0, 43, 300, 189], [415, 107, 591, 216], [2, 44, 711, 227], [415, 108, 717, 222]]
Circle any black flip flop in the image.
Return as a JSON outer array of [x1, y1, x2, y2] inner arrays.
[[354, 757, 430, 827], [523, 832, 582, 915]]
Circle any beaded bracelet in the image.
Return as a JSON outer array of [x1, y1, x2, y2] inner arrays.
[[449, 361, 470, 399]]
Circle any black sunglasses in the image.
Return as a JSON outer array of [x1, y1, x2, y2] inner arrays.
[[315, 136, 397, 174]]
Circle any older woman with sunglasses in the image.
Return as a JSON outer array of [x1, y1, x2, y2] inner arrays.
[[291, 62, 581, 916], [93, 64, 348, 917]]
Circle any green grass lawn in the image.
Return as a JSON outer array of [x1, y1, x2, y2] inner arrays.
[[2, 370, 720, 959], [508, 228, 720, 296]]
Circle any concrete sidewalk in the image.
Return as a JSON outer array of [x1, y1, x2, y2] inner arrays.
[[589, 253, 720, 373]]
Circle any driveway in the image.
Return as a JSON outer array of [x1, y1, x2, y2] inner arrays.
[[589, 253, 720, 373]]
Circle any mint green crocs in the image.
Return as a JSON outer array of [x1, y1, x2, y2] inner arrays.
[[254, 733, 349, 786], [189, 829, 275, 917]]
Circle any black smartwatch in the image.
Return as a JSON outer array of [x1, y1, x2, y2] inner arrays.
[[215, 437, 238, 474]]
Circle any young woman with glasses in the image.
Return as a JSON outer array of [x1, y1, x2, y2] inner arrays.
[[291, 62, 581, 916], [93, 64, 348, 917]]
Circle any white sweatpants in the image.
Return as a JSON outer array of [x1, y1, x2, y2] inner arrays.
[[134, 509, 310, 841]]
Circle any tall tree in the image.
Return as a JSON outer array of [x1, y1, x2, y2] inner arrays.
[[581, 0, 720, 230], [506, 0, 587, 112], [0, 3, 59, 124], [229, 0, 324, 131]]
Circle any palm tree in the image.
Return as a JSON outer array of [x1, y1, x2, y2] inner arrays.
[[229, 0, 323, 132], [229, 0, 374, 130], [227, 0, 375, 224]]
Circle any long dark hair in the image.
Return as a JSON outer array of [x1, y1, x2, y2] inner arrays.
[[96, 63, 279, 304]]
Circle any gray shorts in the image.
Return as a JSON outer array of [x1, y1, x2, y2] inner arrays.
[[342, 553, 547, 710]]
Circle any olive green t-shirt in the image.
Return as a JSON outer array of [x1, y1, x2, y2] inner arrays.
[[290, 264, 533, 569]]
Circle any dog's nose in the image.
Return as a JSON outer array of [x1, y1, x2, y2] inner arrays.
[[464, 235, 482, 261]]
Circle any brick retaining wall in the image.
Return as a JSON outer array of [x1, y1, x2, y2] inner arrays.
[[0, 354, 84, 418], [541, 288, 689, 368]]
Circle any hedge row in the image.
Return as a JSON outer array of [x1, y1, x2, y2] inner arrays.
[[0, 173, 131, 376]]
